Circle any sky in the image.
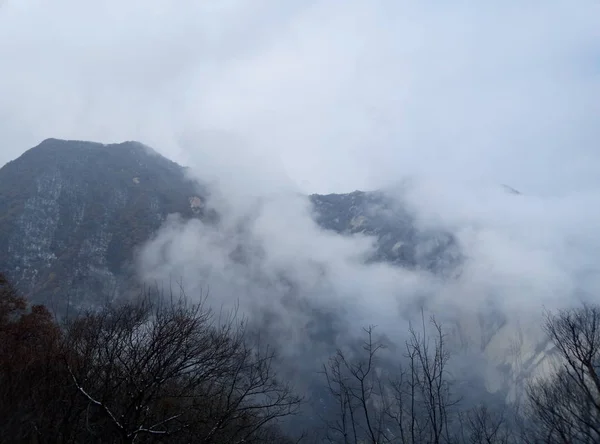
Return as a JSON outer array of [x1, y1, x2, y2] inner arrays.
[[1, 0, 599, 195], [1, 0, 600, 394]]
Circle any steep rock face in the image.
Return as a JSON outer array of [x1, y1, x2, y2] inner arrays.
[[0, 138, 208, 310], [310, 190, 461, 274], [1, 139, 461, 310], [0, 138, 548, 400], [311, 190, 549, 399]]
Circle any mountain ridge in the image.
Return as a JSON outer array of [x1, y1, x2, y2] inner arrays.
[[0, 138, 209, 310], [0, 138, 460, 308], [0, 138, 552, 407]]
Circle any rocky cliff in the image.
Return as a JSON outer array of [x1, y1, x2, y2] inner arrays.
[[310, 190, 461, 274], [0, 138, 550, 402], [0, 139, 209, 311], [0, 139, 459, 311]]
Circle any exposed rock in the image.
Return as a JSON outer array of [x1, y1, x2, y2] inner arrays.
[[310, 190, 461, 274], [0, 138, 209, 311]]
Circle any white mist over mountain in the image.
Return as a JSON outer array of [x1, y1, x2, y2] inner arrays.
[[1, 0, 600, 396], [1, 0, 599, 194], [138, 162, 600, 395]]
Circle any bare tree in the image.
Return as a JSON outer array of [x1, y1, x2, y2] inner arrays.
[[321, 313, 460, 443], [525, 304, 600, 443], [321, 326, 385, 444], [458, 405, 512, 444], [0, 274, 302, 443], [405, 313, 458, 443], [64, 292, 302, 443]]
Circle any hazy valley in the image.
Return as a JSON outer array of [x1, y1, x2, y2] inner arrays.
[[2, 138, 593, 442]]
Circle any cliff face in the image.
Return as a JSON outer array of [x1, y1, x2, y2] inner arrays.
[[310, 190, 461, 274], [0, 138, 208, 310], [0, 139, 461, 310], [0, 138, 548, 399]]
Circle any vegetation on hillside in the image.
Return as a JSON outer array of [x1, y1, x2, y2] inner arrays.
[[1, 272, 599, 443]]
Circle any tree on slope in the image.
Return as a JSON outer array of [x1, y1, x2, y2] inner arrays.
[[526, 304, 600, 443]]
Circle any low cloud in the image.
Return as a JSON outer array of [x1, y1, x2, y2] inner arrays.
[[1, 1, 599, 193], [138, 161, 600, 397], [2, 0, 600, 398]]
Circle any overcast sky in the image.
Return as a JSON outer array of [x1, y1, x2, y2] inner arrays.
[[1, 0, 599, 194], [2, 1, 600, 393]]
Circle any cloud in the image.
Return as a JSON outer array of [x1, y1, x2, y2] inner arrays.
[[2, 0, 600, 397], [137, 169, 600, 396], [1, 0, 599, 194]]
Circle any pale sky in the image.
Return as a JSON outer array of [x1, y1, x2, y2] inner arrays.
[[2, 1, 600, 386], [0, 0, 599, 194]]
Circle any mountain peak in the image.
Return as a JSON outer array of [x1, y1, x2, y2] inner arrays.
[[0, 138, 207, 310], [32, 138, 162, 158], [501, 184, 522, 195]]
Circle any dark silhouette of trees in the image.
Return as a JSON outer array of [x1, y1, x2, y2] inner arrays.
[[525, 304, 600, 443], [457, 405, 513, 444], [0, 274, 301, 443], [321, 314, 462, 443], [64, 294, 302, 443], [321, 326, 385, 444], [6, 268, 600, 444], [0, 273, 73, 443]]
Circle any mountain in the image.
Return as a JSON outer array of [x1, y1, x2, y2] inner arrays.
[[310, 190, 461, 274], [0, 138, 211, 311], [0, 139, 460, 311], [0, 138, 552, 408]]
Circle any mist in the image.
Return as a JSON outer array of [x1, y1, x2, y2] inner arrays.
[[2, 0, 600, 411], [2, 0, 600, 193], [137, 166, 600, 399]]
